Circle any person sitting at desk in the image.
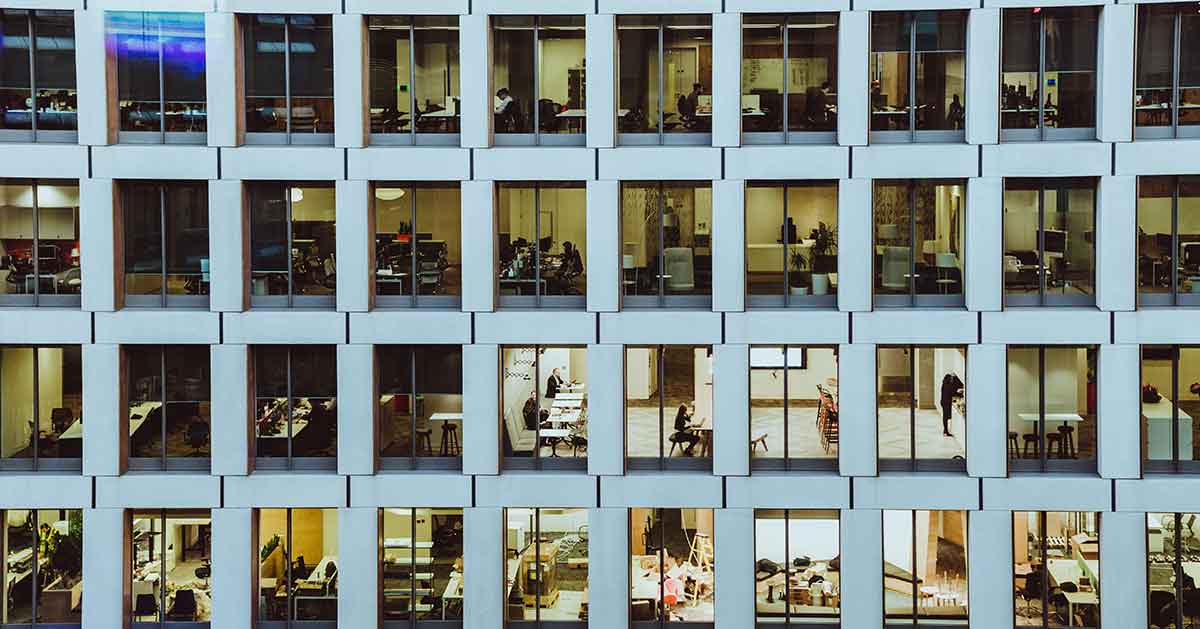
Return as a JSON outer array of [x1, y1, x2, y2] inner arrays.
[[522, 392, 539, 430], [672, 404, 701, 457]]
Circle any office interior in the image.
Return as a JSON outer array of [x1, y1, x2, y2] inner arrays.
[[382, 508, 464, 621], [1003, 180, 1096, 302], [745, 182, 838, 300], [617, 15, 713, 135], [1007, 347, 1097, 466], [1137, 176, 1200, 302], [492, 16, 586, 136], [130, 510, 212, 623], [249, 184, 336, 300], [1013, 511, 1099, 627], [869, 12, 966, 134], [740, 14, 839, 135], [497, 183, 586, 301], [367, 16, 460, 136], [254, 346, 338, 463], [1147, 512, 1200, 629], [377, 346, 463, 462], [1, 509, 83, 624], [877, 347, 967, 463], [753, 509, 840, 623], [121, 182, 210, 302], [1140, 347, 1200, 467], [630, 508, 714, 623], [0, 181, 81, 303], [505, 508, 588, 622], [882, 510, 968, 623], [0, 346, 82, 462], [873, 180, 965, 303], [126, 345, 211, 463], [1134, 4, 1200, 135], [374, 184, 461, 301], [0, 9, 78, 137], [501, 347, 588, 461], [258, 508, 338, 623], [1000, 7, 1099, 133], [626, 347, 713, 461], [749, 346, 839, 464], [108, 12, 208, 136], [622, 183, 713, 301], [242, 15, 335, 136]]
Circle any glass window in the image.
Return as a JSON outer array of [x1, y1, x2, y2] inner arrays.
[[0, 345, 82, 470], [1136, 4, 1200, 139], [257, 508, 337, 625], [1140, 346, 1200, 473], [1138, 175, 1200, 306], [504, 508, 588, 625], [626, 345, 713, 471], [753, 510, 839, 626], [883, 510, 968, 625], [745, 181, 838, 307], [107, 12, 206, 143], [1147, 512, 1200, 629], [125, 345, 210, 471], [877, 346, 966, 471], [1001, 8, 1098, 141], [248, 182, 336, 307], [630, 508, 714, 624], [0, 179, 81, 307], [617, 15, 713, 144], [1013, 511, 1099, 627], [869, 11, 966, 142], [2, 509, 83, 624], [501, 346, 587, 470], [492, 16, 586, 144], [130, 509, 212, 626], [243, 15, 334, 143], [253, 346, 337, 470], [382, 507, 464, 623], [621, 182, 713, 307], [367, 16, 460, 143], [1003, 178, 1096, 307], [373, 183, 461, 307], [0, 10, 77, 142], [873, 179, 965, 307], [749, 346, 838, 471], [1007, 346, 1097, 473], [378, 345, 463, 470], [497, 182, 586, 307], [121, 181, 209, 307], [741, 14, 838, 143]]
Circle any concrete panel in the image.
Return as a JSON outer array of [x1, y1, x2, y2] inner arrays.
[[80, 178, 117, 312], [587, 180, 620, 312], [838, 11, 869, 146], [857, 0, 975, 7], [724, 145, 850, 181], [335, 179, 372, 312], [0, 143, 87, 178], [714, 509, 754, 629], [464, 507, 504, 629], [474, 311, 595, 344], [599, 311, 723, 345], [981, 142, 1111, 177], [1097, 4, 1135, 143], [853, 475, 978, 510], [966, 9, 1001, 145], [222, 311, 347, 344], [1115, 310, 1200, 344], [346, 147, 471, 181], [712, 13, 741, 148], [852, 310, 978, 344], [205, 12, 239, 147], [0, 476, 91, 508], [1116, 478, 1200, 513], [338, 508, 379, 629], [838, 343, 877, 477], [728, 0, 848, 10], [1100, 512, 1147, 629], [220, 146, 343, 181], [211, 509, 254, 629], [588, 508, 630, 629], [208, 179, 247, 312], [0, 310, 92, 344], [82, 344, 122, 477], [460, 180, 496, 312], [981, 309, 1110, 344], [968, 510, 1014, 629], [967, 344, 1008, 478], [597, 147, 721, 180], [600, 475, 724, 508], [96, 475, 220, 508], [598, 0, 720, 12], [94, 310, 220, 344], [587, 344, 625, 476], [724, 311, 849, 345], [712, 180, 746, 312], [966, 177, 1003, 311], [463, 344, 500, 475], [473, 148, 594, 181], [1098, 344, 1140, 479], [713, 344, 750, 476], [474, 0, 593, 14], [460, 14, 490, 148], [75, 10, 113, 146], [852, 144, 979, 179], [91, 145, 218, 180], [349, 474, 473, 508], [725, 474, 850, 509], [211, 344, 251, 476], [224, 473, 346, 508], [333, 14, 367, 149], [337, 344, 376, 476], [586, 14, 617, 149], [346, 0, 469, 13], [217, 0, 339, 12], [82, 509, 125, 629], [1115, 139, 1200, 176], [840, 509, 883, 629], [475, 475, 596, 508], [982, 476, 1111, 511], [1096, 175, 1136, 312], [838, 178, 872, 311], [349, 311, 472, 344]]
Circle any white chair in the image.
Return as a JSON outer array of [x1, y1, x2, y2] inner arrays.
[[663, 247, 695, 292], [881, 246, 909, 290]]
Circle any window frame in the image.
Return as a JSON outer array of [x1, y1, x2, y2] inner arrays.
[[491, 15, 587, 147], [1013, 511, 1101, 629], [0, 345, 82, 472], [367, 15, 461, 147], [745, 180, 838, 309], [1002, 178, 1096, 308], [0, 178, 82, 308], [129, 508, 212, 628], [124, 344, 211, 472], [749, 344, 839, 473], [882, 510, 969, 627], [872, 179, 966, 309], [1137, 175, 1200, 307], [121, 181, 210, 309], [241, 14, 334, 146], [621, 181, 713, 309], [501, 345, 587, 472], [0, 9, 78, 144], [372, 182, 461, 309], [625, 344, 713, 473], [0, 508, 84, 626], [999, 7, 1099, 142], [876, 345, 968, 473], [255, 508, 337, 629], [1140, 345, 1200, 474], [108, 12, 207, 145], [1134, 5, 1200, 140], [505, 507, 588, 629], [1006, 345, 1098, 474], [247, 181, 337, 309], [252, 345, 337, 472], [381, 507, 465, 627], [377, 344, 464, 472], [616, 15, 713, 147], [496, 182, 587, 309], [629, 507, 715, 629], [1146, 512, 1196, 629]]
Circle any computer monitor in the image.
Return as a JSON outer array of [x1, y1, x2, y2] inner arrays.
[[1183, 242, 1200, 270], [1043, 229, 1067, 255]]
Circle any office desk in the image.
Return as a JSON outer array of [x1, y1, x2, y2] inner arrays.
[[1061, 591, 1097, 626], [552, 398, 582, 409], [556, 392, 585, 401], [442, 573, 463, 619], [539, 428, 572, 457], [1017, 413, 1084, 429], [60, 401, 160, 442], [1142, 398, 1194, 460]]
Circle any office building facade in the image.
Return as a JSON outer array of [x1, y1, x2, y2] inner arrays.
[[0, 0, 1194, 628]]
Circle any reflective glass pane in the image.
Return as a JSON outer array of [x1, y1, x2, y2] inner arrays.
[[290, 346, 337, 459], [367, 16, 412, 134], [163, 182, 208, 296], [289, 184, 336, 298], [257, 509, 288, 621], [540, 184, 586, 297], [109, 12, 163, 133], [1138, 176, 1174, 297], [1180, 12, 1200, 127], [913, 12, 966, 131], [244, 15, 287, 133], [914, 181, 964, 297], [0, 348, 34, 459], [160, 13, 206, 133], [123, 183, 164, 296], [1179, 177, 1200, 294], [413, 184, 461, 298], [874, 181, 913, 296], [248, 183, 289, 296], [0, 182, 34, 300], [1044, 8, 1098, 129], [1043, 182, 1095, 299], [492, 16, 534, 134], [37, 346, 80, 460], [413, 17, 460, 134], [870, 13, 910, 131], [4, 509, 34, 622], [32, 11, 77, 131], [1, 10, 33, 131], [663, 15, 712, 134], [1134, 5, 1174, 128], [127, 346, 161, 459], [497, 184, 538, 297], [789, 14, 838, 133], [35, 509, 82, 623], [254, 346, 289, 459], [539, 16, 586, 134], [288, 15, 334, 134], [1001, 9, 1041, 130], [742, 15, 783, 133], [165, 345, 209, 459], [617, 16, 660, 134], [378, 346, 413, 458]]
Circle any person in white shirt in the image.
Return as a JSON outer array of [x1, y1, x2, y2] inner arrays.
[[493, 88, 513, 115]]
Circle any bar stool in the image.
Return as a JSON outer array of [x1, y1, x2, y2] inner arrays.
[[440, 422, 461, 456], [1008, 432, 1020, 458], [1022, 433, 1041, 458], [1046, 432, 1065, 458], [415, 427, 434, 456], [1056, 425, 1076, 458]]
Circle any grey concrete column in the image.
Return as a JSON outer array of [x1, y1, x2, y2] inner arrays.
[[966, 177, 1003, 312], [838, 178, 872, 312], [211, 344, 251, 476], [967, 344, 1008, 478], [460, 14, 491, 148], [205, 12, 241, 147], [338, 344, 377, 476], [464, 507, 504, 629], [585, 14, 617, 148], [1100, 511, 1147, 629], [588, 344, 626, 476], [338, 508, 379, 628], [966, 9, 1000, 145], [714, 508, 753, 629], [82, 508, 125, 629], [461, 180, 497, 312], [80, 178, 117, 312], [838, 10, 869, 146], [1096, 175, 1136, 312], [335, 179, 372, 312], [587, 180, 620, 312], [82, 344, 122, 477], [712, 179, 745, 313], [588, 507, 629, 629], [840, 508, 882, 629], [75, 10, 114, 146], [838, 343, 877, 476], [211, 508, 254, 629], [713, 344, 749, 477], [209, 180, 247, 312], [712, 12, 741, 148], [1097, 4, 1134, 143], [463, 344, 500, 475], [968, 510, 1013, 629], [1098, 344, 1140, 479], [333, 14, 367, 148]]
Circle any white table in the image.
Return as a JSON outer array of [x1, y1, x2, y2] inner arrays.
[[1142, 398, 1194, 460], [556, 392, 585, 401], [552, 398, 582, 409], [1018, 412, 1084, 427], [1062, 590, 1098, 626], [60, 401, 162, 441]]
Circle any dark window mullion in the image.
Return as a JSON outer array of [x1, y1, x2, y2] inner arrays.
[[910, 346, 917, 470], [160, 186, 169, 306], [1172, 13, 1182, 135], [32, 180, 40, 304], [534, 187, 542, 304], [284, 18, 292, 139], [534, 346, 541, 468], [783, 345, 790, 471], [29, 13, 38, 137], [1172, 178, 1180, 303], [1173, 348, 1181, 469], [161, 347, 169, 466], [286, 348, 294, 469], [158, 18, 166, 142], [411, 348, 417, 468], [286, 184, 295, 306], [1176, 512, 1185, 629], [411, 185, 418, 306], [32, 347, 39, 470], [782, 185, 790, 305], [658, 347, 665, 468]]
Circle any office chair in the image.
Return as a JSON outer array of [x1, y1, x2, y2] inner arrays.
[[290, 106, 319, 133], [167, 589, 198, 621], [538, 99, 561, 133], [50, 408, 73, 435], [133, 593, 158, 621], [881, 246, 910, 290], [195, 560, 211, 587], [187, 421, 209, 454]]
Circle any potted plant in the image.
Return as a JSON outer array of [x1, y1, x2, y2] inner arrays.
[[808, 222, 837, 296], [39, 513, 83, 618], [789, 249, 810, 296]]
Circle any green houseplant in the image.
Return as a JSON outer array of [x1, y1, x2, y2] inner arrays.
[[808, 222, 837, 296], [789, 249, 810, 296]]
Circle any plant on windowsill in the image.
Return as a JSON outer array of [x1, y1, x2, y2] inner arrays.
[[789, 249, 810, 296], [808, 222, 837, 296], [40, 512, 83, 617]]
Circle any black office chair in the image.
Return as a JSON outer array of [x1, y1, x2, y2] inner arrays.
[[167, 589, 197, 621], [187, 421, 209, 454], [631, 599, 658, 621], [134, 593, 158, 621], [537, 99, 561, 133]]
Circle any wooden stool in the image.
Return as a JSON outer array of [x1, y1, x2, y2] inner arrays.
[[1022, 434, 1040, 458], [1057, 425, 1076, 458], [1008, 431, 1020, 458], [439, 422, 461, 456], [416, 428, 434, 456], [1046, 432, 1065, 458], [750, 434, 769, 455]]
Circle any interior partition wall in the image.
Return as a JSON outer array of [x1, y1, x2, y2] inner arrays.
[[1134, 3, 1200, 140], [0, 509, 84, 626], [740, 14, 839, 145], [616, 15, 713, 145], [366, 16, 460, 145], [129, 509, 212, 627], [0, 179, 81, 307], [0, 9, 77, 143], [492, 16, 586, 146], [242, 14, 334, 145], [256, 508, 338, 629], [381, 507, 464, 627]]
